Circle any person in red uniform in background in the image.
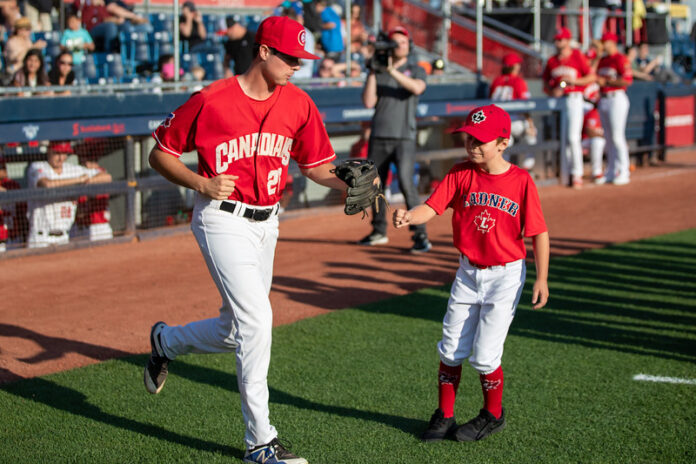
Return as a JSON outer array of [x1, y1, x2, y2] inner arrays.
[[489, 53, 537, 171], [0, 154, 27, 251]]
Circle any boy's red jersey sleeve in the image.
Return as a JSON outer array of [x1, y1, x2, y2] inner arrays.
[[152, 91, 205, 157], [291, 96, 336, 169], [522, 177, 547, 237], [425, 164, 465, 215]]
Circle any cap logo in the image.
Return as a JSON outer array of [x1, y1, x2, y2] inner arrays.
[[298, 29, 306, 47], [471, 110, 486, 124]]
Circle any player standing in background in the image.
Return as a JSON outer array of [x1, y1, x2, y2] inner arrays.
[[581, 82, 607, 183], [144, 16, 350, 464], [26, 141, 111, 248], [596, 32, 633, 185], [393, 104, 549, 443], [0, 154, 25, 252], [393, 105, 549, 441], [542, 27, 596, 189], [489, 52, 537, 171]]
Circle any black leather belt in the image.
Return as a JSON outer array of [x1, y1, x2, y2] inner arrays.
[[38, 230, 66, 237], [219, 201, 279, 222]]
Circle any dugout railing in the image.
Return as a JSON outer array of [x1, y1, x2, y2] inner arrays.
[[2, 80, 691, 258]]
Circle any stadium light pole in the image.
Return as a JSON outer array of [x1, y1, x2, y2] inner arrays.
[[174, 0, 180, 82], [533, 0, 540, 52], [476, 0, 482, 73]]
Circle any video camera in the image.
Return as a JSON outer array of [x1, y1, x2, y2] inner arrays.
[[368, 31, 398, 72]]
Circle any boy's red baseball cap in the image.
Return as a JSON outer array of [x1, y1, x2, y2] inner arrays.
[[49, 141, 73, 153], [453, 104, 511, 143], [554, 27, 572, 40], [388, 26, 410, 39], [601, 32, 618, 42], [502, 53, 522, 67], [255, 16, 320, 60]]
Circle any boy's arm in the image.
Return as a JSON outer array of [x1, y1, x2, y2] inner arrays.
[[393, 204, 437, 228], [531, 231, 550, 310]]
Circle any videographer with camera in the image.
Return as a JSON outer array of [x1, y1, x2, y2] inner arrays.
[[359, 26, 431, 253]]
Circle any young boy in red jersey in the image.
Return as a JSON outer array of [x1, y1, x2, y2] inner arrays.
[[393, 104, 550, 442]]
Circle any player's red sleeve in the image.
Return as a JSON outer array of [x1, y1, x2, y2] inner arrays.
[[522, 176, 547, 237], [425, 163, 467, 215], [620, 56, 634, 84], [152, 91, 205, 157], [516, 78, 530, 100], [291, 96, 336, 168]]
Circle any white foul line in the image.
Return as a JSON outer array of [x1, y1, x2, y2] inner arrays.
[[633, 374, 696, 385]]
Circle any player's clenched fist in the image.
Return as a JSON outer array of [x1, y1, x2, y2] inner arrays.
[[393, 208, 411, 228], [202, 174, 239, 200]]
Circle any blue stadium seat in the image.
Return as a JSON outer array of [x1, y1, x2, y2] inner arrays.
[[180, 53, 194, 72], [197, 51, 224, 81], [203, 14, 224, 36], [106, 53, 125, 81], [153, 31, 174, 60], [82, 53, 98, 81], [150, 13, 174, 33], [246, 15, 263, 33]]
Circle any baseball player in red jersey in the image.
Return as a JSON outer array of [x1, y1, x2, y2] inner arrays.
[[393, 104, 549, 443], [542, 27, 596, 188], [489, 53, 537, 170], [596, 32, 633, 185], [144, 16, 350, 464], [581, 94, 607, 182]]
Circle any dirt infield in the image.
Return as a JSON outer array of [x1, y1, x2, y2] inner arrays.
[[1, 151, 695, 383]]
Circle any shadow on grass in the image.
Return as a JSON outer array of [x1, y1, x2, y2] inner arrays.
[[117, 357, 425, 437], [0, 373, 243, 460], [356, 234, 696, 364]]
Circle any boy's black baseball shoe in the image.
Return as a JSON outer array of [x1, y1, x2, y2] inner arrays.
[[421, 408, 457, 442], [144, 321, 170, 394], [411, 232, 432, 254], [454, 408, 506, 442]]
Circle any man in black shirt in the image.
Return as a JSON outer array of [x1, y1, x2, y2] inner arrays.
[[223, 15, 254, 76], [359, 26, 431, 253]]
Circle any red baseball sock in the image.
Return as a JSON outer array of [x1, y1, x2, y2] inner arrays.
[[438, 362, 462, 418], [480, 365, 504, 419]]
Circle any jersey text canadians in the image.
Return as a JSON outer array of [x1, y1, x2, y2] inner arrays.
[[215, 132, 294, 173]]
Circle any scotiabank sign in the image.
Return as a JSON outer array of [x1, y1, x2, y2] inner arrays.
[[121, 0, 276, 6], [663, 95, 695, 147]]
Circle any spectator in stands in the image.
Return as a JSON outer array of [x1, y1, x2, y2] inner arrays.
[[0, 153, 26, 252], [61, 12, 95, 68], [359, 25, 431, 253], [4, 17, 47, 76], [0, 0, 21, 38], [80, 0, 150, 53], [187, 64, 206, 91], [316, 56, 337, 79], [348, 3, 368, 54], [490, 52, 537, 171], [26, 141, 111, 248], [280, 6, 315, 79], [25, 0, 52, 32], [223, 15, 254, 76], [48, 51, 76, 94], [151, 53, 182, 92], [179, 0, 207, 51], [315, 0, 343, 60], [588, 0, 609, 40], [11, 48, 51, 96], [627, 44, 654, 80], [301, 0, 321, 34]]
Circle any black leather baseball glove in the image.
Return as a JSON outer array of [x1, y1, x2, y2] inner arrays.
[[332, 159, 387, 216]]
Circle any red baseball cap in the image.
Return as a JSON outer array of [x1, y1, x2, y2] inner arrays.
[[453, 104, 511, 143], [554, 27, 572, 40], [255, 16, 320, 60], [601, 32, 618, 42], [502, 53, 522, 67], [388, 26, 409, 39], [49, 141, 73, 154]]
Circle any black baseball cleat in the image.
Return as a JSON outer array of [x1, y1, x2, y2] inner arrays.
[[410, 233, 432, 254], [243, 437, 308, 464], [454, 408, 506, 442], [143, 321, 171, 394], [421, 408, 457, 442]]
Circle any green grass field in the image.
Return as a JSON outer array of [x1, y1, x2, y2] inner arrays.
[[2, 230, 695, 463]]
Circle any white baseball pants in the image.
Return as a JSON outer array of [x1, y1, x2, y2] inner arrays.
[[598, 90, 631, 181], [582, 136, 606, 177], [438, 256, 526, 374], [509, 119, 538, 170], [564, 93, 586, 180], [159, 194, 279, 448]]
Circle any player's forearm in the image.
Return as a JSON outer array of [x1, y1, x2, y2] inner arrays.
[[407, 204, 437, 225], [149, 147, 206, 193], [388, 69, 426, 95], [37, 176, 87, 188], [362, 73, 377, 108], [574, 73, 596, 86], [301, 163, 348, 192], [532, 231, 549, 281]]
